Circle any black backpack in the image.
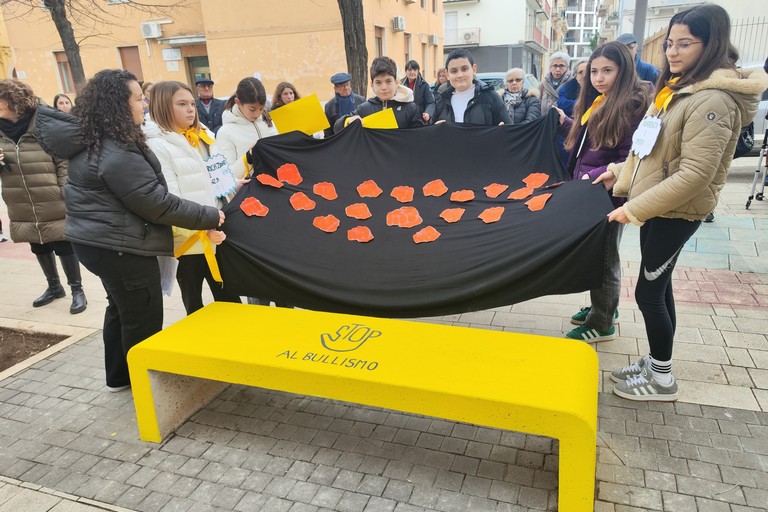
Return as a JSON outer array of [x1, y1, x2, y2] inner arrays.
[[733, 121, 754, 159]]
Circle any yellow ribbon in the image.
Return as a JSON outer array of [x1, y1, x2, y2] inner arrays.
[[653, 77, 680, 113], [174, 230, 222, 283], [181, 127, 215, 148], [580, 94, 605, 126]]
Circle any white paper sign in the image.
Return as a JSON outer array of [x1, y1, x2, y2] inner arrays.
[[205, 153, 237, 199], [631, 116, 662, 159]]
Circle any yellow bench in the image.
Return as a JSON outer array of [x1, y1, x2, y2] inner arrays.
[[127, 302, 598, 511]]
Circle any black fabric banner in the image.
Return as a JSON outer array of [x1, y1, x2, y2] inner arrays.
[[218, 111, 613, 318]]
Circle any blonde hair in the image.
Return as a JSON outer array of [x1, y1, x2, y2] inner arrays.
[[149, 81, 200, 132]]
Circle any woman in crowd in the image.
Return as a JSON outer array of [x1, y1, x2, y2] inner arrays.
[[401, 59, 435, 122], [53, 93, 72, 113], [596, 4, 767, 401], [557, 60, 588, 117], [36, 69, 224, 392], [500, 67, 541, 125], [141, 81, 153, 114], [0, 79, 87, 314], [270, 81, 300, 111], [432, 67, 448, 95], [145, 81, 241, 315], [555, 41, 650, 345]]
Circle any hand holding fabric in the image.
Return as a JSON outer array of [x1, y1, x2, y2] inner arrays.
[[607, 206, 630, 224], [593, 169, 617, 190], [207, 229, 226, 245]]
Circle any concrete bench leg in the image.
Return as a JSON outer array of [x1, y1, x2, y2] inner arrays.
[[131, 368, 228, 443], [558, 426, 597, 511]]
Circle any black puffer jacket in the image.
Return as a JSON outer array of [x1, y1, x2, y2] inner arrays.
[[401, 74, 435, 119], [499, 88, 542, 125], [35, 106, 220, 257], [334, 85, 423, 133], [433, 79, 512, 125]]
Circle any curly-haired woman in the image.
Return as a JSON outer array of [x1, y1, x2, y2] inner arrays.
[[36, 69, 224, 392], [0, 79, 87, 314]]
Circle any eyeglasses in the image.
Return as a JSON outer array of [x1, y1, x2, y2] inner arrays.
[[550, 64, 567, 68], [506, 78, 523, 83], [662, 40, 703, 52]]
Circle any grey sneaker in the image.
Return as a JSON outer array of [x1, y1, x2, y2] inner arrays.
[[610, 355, 649, 383], [613, 367, 678, 402]]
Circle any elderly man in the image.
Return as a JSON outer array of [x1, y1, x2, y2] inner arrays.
[[540, 52, 572, 114], [195, 78, 225, 134], [324, 72, 365, 138], [616, 33, 659, 84]]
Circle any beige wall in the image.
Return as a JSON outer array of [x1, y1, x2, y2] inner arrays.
[[1, 0, 442, 104]]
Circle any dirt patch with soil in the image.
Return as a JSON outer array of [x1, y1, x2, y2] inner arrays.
[[0, 327, 68, 372]]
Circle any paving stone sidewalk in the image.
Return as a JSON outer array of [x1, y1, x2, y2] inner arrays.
[[1, 163, 767, 511]]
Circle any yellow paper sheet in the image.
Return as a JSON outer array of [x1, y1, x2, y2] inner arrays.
[[270, 94, 330, 135], [361, 107, 398, 129]]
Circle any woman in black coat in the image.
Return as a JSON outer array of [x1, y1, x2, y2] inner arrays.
[[499, 68, 542, 125], [37, 70, 224, 392], [401, 60, 435, 123]]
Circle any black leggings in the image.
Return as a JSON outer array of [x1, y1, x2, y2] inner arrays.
[[635, 217, 701, 362]]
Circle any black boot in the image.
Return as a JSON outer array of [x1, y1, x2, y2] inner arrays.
[[33, 253, 66, 307], [59, 253, 87, 314]]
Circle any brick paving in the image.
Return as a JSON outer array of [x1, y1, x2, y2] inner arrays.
[[1, 162, 767, 511]]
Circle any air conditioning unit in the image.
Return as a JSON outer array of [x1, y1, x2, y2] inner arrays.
[[428, 34, 439, 45], [392, 16, 406, 32], [461, 29, 479, 45], [140, 21, 162, 39]]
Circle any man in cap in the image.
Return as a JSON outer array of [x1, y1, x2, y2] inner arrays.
[[616, 33, 659, 84], [324, 72, 365, 138], [195, 77, 225, 134]]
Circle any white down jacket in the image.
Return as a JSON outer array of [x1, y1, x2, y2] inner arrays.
[[144, 121, 218, 255], [215, 104, 279, 180]]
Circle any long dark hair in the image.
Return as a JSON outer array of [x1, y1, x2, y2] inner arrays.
[[565, 41, 650, 152], [74, 69, 147, 157], [658, 4, 738, 91], [224, 77, 272, 126]]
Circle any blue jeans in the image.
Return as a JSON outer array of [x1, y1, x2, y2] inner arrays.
[[585, 221, 624, 331]]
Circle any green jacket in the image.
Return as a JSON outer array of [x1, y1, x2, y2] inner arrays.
[[611, 67, 768, 225], [0, 109, 67, 244]]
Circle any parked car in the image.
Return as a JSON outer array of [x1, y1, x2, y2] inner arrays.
[[475, 72, 540, 93]]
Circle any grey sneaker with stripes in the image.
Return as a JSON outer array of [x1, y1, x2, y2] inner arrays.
[[613, 367, 678, 402], [610, 355, 650, 383]]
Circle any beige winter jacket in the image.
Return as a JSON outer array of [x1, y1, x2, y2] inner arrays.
[[610, 67, 768, 225]]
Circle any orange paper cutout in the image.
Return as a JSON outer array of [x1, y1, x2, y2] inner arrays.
[[525, 193, 552, 211], [313, 182, 338, 200], [390, 186, 415, 203], [347, 226, 374, 243], [256, 173, 283, 188], [479, 206, 505, 223], [507, 187, 534, 200], [386, 206, 423, 228], [484, 183, 509, 198], [290, 192, 316, 211], [422, 179, 448, 197], [357, 180, 383, 198], [312, 215, 340, 233], [440, 208, 465, 223], [345, 203, 372, 220], [413, 226, 441, 243], [277, 163, 303, 185], [240, 197, 269, 217], [450, 190, 475, 202], [522, 172, 549, 189]]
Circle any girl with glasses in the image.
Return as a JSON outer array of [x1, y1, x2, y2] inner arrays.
[[595, 4, 768, 401]]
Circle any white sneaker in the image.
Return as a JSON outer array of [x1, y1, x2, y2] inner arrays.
[[107, 384, 130, 393], [0, 233, 7, 242]]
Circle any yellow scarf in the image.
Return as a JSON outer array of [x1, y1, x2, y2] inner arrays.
[[180, 127, 215, 148], [580, 94, 605, 126], [653, 77, 680, 113]]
